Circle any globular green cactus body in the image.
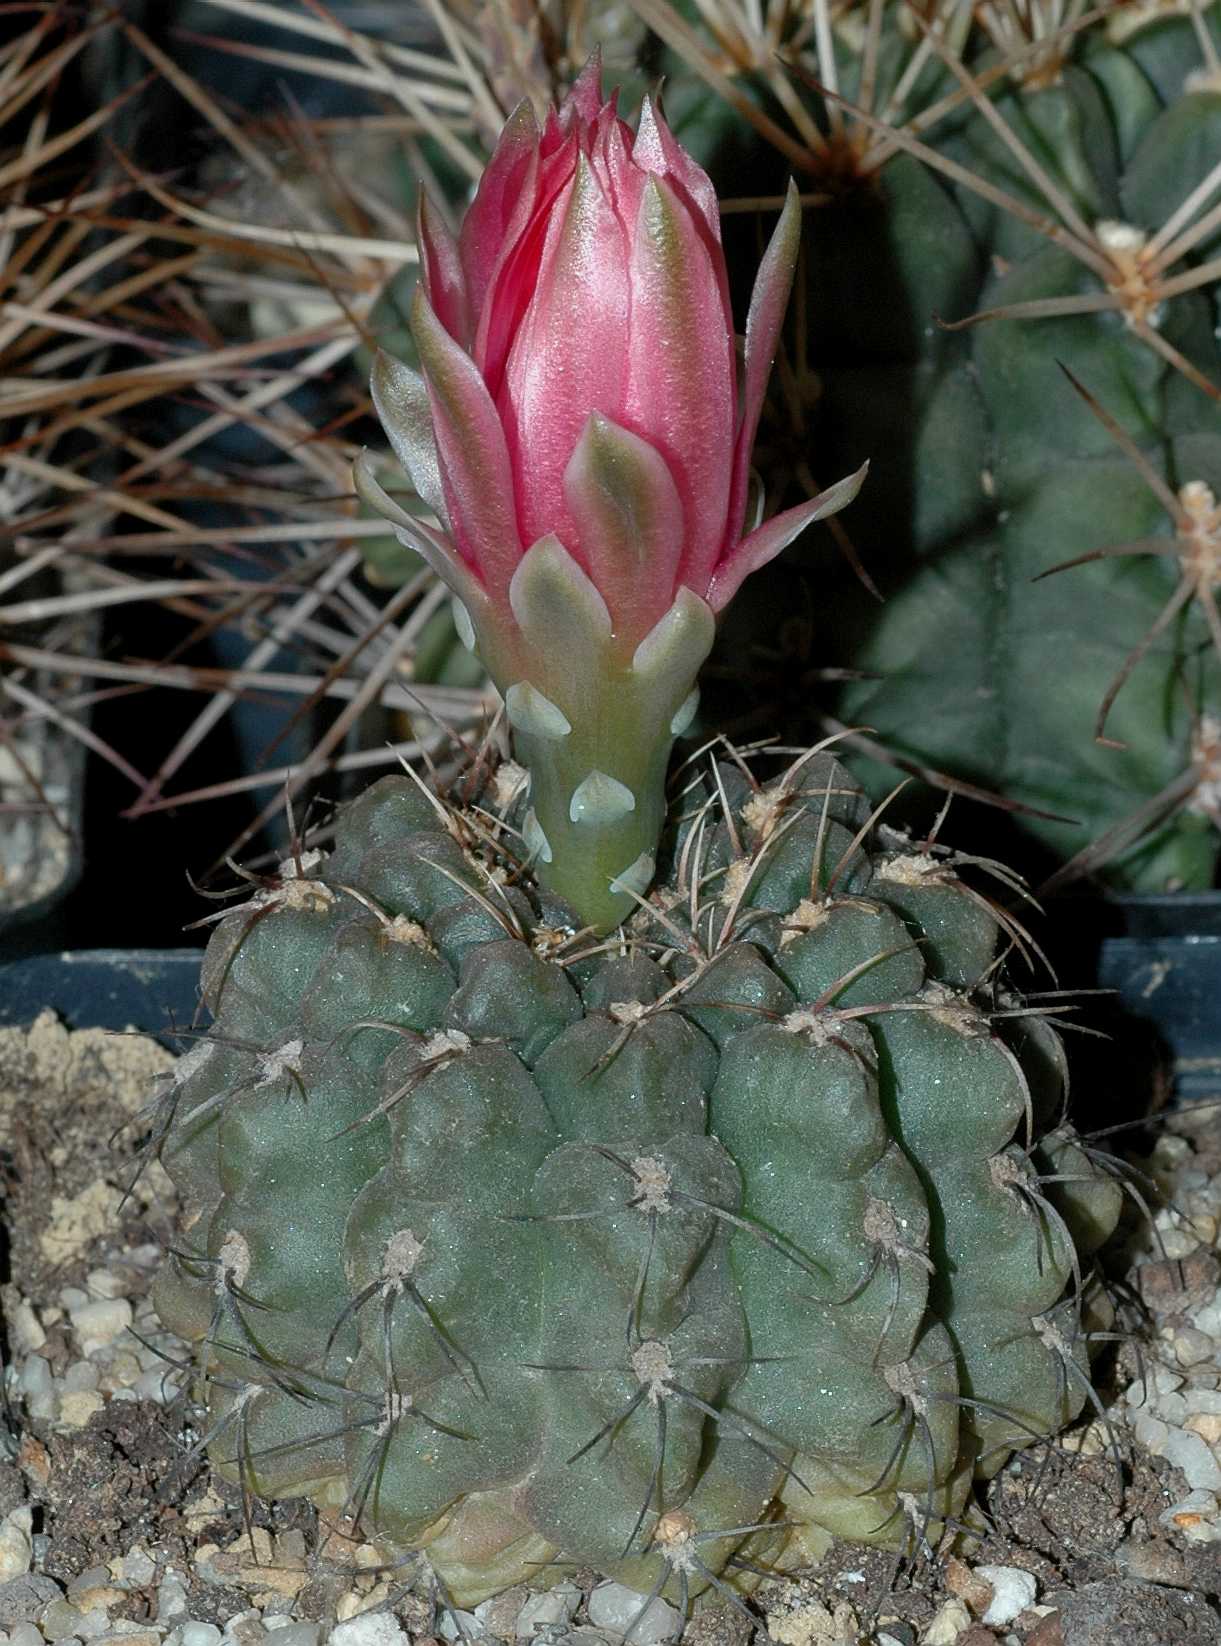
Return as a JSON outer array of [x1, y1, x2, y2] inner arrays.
[[155, 753, 1120, 1609]]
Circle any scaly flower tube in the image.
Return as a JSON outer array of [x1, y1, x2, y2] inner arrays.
[[357, 58, 866, 930]]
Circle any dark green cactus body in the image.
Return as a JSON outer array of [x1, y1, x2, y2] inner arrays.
[[743, 12, 1221, 891], [155, 754, 1120, 1607]]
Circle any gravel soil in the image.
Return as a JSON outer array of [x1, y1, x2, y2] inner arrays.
[[0, 1013, 1218, 1646]]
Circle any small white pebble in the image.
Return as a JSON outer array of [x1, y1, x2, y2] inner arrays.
[[436, 1611, 483, 1643], [59, 1287, 89, 1312], [1133, 1412, 1169, 1455], [17, 1356, 53, 1399], [263, 1628, 320, 1646], [62, 1362, 101, 1394], [133, 1369, 178, 1405], [121, 1550, 156, 1587], [58, 1392, 105, 1429], [0, 1508, 34, 1581], [180, 1626, 221, 1646], [10, 1628, 43, 1646], [515, 1583, 581, 1636], [70, 1299, 133, 1357], [9, 1299, 45, 1353], [587, 1582, 680, 1644], [1156, 1391, 1190, 1425], [85, 1270, 125, 1300], [155, 1576, 189, 1625], [1163, 1426, 1221, 1492], [328, 1618, 409, 1646], [41, 1602, 87, 1642], [1174, 1329, 1216, 1367], [921, 1598, 971, 1645], [974, 1567, 1037, 1628]]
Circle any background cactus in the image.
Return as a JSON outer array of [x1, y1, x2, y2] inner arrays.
[[153, 749, 1123, 1610]]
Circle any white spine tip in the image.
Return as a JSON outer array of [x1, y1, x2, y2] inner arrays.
[[569, 770, 637, 826]]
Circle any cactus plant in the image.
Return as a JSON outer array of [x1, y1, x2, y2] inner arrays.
[[811, 2, 1221, 892], [152, 64, 1124, 1620], [152, 746, 1123, 1609]]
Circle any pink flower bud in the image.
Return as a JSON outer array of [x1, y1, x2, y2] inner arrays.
[[369, 55, 864, 650], [360, 59, 865, 929]]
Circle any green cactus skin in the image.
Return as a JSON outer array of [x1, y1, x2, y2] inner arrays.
[[153, 751, 1121, 1611], [700, 9, 1221, 892]]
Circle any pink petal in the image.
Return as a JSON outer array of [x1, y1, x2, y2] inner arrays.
[[411, 283, 523, 602], [417, 191, 470, 346], [473, 130, 578, 394], [459, 99, 539, 324], [557, 49, 604, 131], [725, 178, 802, 551], [624, 175, 736, 599], [632, 95, 722, 250], [501, 153, 631, 556], [562, 413, 685, 648], [707, 463, 869, 611], [591, 102, 638, 226]]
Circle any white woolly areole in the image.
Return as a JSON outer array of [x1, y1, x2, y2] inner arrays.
[[382, 1229, 425, 1286], [741, 788, 787, 842], [610, 1000, 649, 1026], [217, 1229, 251, 1294], [255, 1037, 304, 1089], [259, 867, 335, 913], [863, 1196, 901, 1247], [377, 1390, 413, 1435], [493, 760, 529, 812], [922, 982, 988, 1038], [631, 1339, 674, 1402], [421, 1029, 471, 1061], [884, 1359, 928, 1416], [780, 897, 829, 948], [631, 1155, 673, 1214], [384, 915, 435, 951], [990, 1151, 1034, 1197], [1034, 1314, 1071, 1359], [781, 1006, 835, 1044], [721, 856, 757, 906], [876, 851, 939, 886]]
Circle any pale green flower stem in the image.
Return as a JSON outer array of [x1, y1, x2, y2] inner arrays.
[[468, 543, 716, 933]]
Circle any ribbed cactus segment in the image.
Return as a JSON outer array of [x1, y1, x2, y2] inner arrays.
[[773, 10, 1221, 891], [154, 755, 1120, 1608]]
